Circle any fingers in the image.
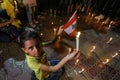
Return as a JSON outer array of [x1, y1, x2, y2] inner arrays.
[[57, 25, 64, 35], [71, 49, 80, 60], [74, 51, 80, 60]]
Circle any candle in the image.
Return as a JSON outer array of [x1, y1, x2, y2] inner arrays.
[[112, 52, 118, 58], [53, 28, 56, 35], [75, 59, 79, 65], [90, 46, 96, 52], [77, 16, 80, 19], [106, 37, 113, 44], [103, 59, 110, 64], [78, 68, 84, 74], [68, 48, 71, 53], [76, 32, 81, 51], [51, 22, 54, 25], [40, 33, 43, 36], [14, 0, 18, 10]]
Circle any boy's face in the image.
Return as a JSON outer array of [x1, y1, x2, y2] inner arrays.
[[22, 39, 42, 57]]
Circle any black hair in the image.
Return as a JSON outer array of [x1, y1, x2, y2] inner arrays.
[[19, 30, 41, 48]]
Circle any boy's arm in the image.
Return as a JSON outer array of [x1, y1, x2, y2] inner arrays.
[[40, 49, 80, 72], [42, 25, 64, 46]]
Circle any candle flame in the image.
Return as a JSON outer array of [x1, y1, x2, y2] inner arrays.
[[51, 22, 54, 24], [106, 37, 113, 44], [90, 45, 96, 52], [75, 59, 79, 65], [103, 58, 110, 64], [76, 32, 81, 38], [53, 28, 57, 35], [79, 68, 85, 73], [89, 12, 91, 15], [40, 33, 43, 36], [109, 37, 113, 41], [92, 14, 94, 17], [112, 52, 118, 58], [53, 28, 56, 32], [81, 68, 85, 72], [68, 48, 71, 53], [77, 16, 80, 19]]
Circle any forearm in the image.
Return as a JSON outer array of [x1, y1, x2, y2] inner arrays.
[[42, 35, 59, 46], [50, 56, 68, 72]]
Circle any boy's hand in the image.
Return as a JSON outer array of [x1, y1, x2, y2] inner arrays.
[[57, 25, 64, 36], [65, 49, 80, 61]]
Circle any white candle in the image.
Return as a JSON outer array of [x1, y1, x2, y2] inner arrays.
[[106, 37, 113, 44], [76, 32, 81, 51], [78, 68, 85, 74], [103, 59, 110, 64], [90, 46, 96, 52], [112, 52, 118, 58], [14, 1, 18, 10]]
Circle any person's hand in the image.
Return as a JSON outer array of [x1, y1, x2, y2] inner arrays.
[[65, 49, 80, 61], [57, 25, 64, 36]]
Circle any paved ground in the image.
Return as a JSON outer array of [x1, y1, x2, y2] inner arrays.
[[0, 11, 120, 80]]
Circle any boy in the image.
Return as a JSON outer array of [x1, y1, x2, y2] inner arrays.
[[19, 27, 80, 80]]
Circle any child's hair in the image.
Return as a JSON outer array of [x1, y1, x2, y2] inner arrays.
[[19, 30, 41, 48]]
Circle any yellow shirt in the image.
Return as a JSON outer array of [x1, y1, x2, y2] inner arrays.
[[26, 53, 50, 80]]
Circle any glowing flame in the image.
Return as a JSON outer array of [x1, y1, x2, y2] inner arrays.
[[90, 46, 96, 52], [79, 68, 85, 73], [76, 32, 81, 38], [112, 52, 118, 58], [40, 33, 43, 36], [51, 22, 54, 24], [106, 37, 113, 44], [68, 48, 71, 53], [53, 28, 57, 35], [103, 58, 110, 64], [75, 59, 79, 65]]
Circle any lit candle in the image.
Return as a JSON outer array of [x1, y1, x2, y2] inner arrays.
[[103, 59, 110, 64], [68, 48, 71, 53], [40, 33, 43, 36], [107, 24, 111, 30], [76, 32, 81, 51], [51, 22, 54, 25], [78, 68, 85, 74], [90, 46, 96, 52], [53, 28, 56, 35], [75, 59, 79, 65], [106, 37, 113, 44], [89, 12, 91, 16], [112, 52, 118, 58], [14, 0, 18, 10]]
